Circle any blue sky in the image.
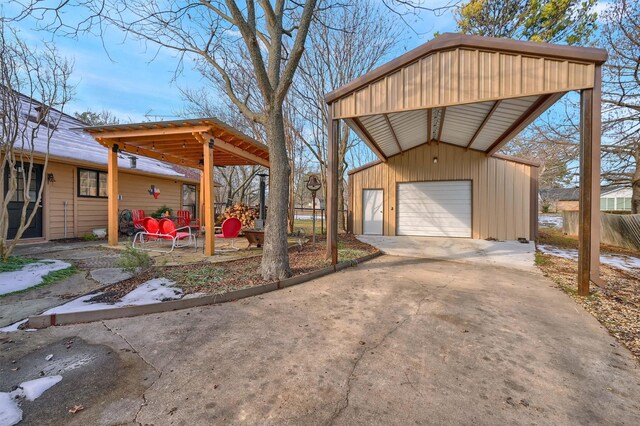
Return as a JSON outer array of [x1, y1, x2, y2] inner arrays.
[[4, 1, 460, 122], [5, 0, 611, 124]]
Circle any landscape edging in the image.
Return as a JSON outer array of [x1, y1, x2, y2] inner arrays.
[[27, 251, 382, 329]]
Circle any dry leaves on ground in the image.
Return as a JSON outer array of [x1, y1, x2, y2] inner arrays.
[[537, 253, 640, 361]]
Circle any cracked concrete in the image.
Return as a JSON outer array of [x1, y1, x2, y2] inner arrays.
[[2, 255, 640, 425]]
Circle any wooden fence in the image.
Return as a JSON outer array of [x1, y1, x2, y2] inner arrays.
[[563, 212, 640, 250]]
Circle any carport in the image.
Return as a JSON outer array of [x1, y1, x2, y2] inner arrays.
[[82, 118, 269, 256], [325, 33, 607, 295]]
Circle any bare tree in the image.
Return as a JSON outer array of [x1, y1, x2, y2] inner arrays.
[[0, 23, 73, 259], [74, 109, 120, 125], [293, 0, 401, 231], [601, 0, 640, 213]]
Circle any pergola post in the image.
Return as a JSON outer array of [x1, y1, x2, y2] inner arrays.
[[199, 171, 205, 224], [107, 144, 119, 246], [203, 140, 216, 256], [578, 65, 602, 296], [327, 106, 339, 265]]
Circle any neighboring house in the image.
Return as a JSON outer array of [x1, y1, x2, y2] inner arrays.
[[539, 188, 580, 213], [600, 186, 633, 212], [2, 94, 201, 241], [540, 186, 633, 213]]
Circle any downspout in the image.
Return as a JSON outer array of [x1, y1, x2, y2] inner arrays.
[[63, 200, 68, 239]]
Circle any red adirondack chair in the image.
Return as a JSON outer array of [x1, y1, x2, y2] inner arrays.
[[131, 209, 146, 231], [214, 217, 242, 251], [176, 210, 200, 232]]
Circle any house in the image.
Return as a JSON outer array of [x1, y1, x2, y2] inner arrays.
[[600, 186, 632, 212], [539, 188, 580, 212], [540, 186, 632, 213], [2, 94, 201, 241]]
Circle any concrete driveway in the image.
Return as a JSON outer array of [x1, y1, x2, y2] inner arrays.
[[358, 235, 537, 272], [2, 255, 639, 425]]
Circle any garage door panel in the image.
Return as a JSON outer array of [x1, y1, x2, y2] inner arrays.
[[397, 181, 472, 237]]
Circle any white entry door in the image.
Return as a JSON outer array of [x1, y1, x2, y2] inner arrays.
[[363, 189, 383, 235], [397, 181, 472, 237]]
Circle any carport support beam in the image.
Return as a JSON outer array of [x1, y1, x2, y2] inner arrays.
[[203, 141, 216, 256], [327, 107, 339, 265], [107, 144, 119, 246], [578, 66, 602, 296]]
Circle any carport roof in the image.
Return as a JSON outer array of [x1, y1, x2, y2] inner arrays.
[[326, 33, 608, 161]]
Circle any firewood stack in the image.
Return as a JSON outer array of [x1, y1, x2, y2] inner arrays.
[[217, 203, 259, 229]]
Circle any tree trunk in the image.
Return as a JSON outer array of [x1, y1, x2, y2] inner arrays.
[[632, 158, 640, 214], [261, 105, 292, 280]]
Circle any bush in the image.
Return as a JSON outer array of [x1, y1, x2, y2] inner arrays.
[[82, 232, 98, 241], [150, 205, 174, 219], [117, 244, 152, 273]]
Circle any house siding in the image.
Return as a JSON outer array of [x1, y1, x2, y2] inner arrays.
[[349, 143, 536, 240], [43, 160, 194, 240]]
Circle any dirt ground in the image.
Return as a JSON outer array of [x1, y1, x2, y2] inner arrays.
[[90, 235, 378, 302], [536, 252, 640, 360]]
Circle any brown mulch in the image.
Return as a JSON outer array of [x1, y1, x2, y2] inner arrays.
[[91, 234, 378, 303], [537, 253, 640, 361]]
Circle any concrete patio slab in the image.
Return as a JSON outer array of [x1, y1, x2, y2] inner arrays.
[[2, 255, 638, 425], [358, 235, 537, 272]]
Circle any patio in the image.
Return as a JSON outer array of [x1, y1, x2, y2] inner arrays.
[[80, 118, 270, 256]]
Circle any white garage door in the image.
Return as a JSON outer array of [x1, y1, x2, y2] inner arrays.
[[397, 181, 472, 237]]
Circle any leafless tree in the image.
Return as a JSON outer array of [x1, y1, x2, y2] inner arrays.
[[0, 23, 73, 259], [601, 0, 640, 213], [11, 0, 449, 277], [293, 0, 401, 231]]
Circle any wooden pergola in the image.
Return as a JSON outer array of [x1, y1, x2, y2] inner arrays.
[[82, 118, 269, 256], [325, 33, 607, 295]]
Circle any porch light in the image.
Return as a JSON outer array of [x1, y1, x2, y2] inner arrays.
[[433, 156, 438, 164], [47, 173, 56, 183], [129, 156, 137, 169]]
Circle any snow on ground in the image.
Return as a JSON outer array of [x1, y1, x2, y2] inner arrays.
[[539, 214, 563, 229], [43, 278, 182, 315], [0, 319, 29, 333], [0, 376, 62, 426], [0, 260, 72, 296], [538, 244, 640, 272]]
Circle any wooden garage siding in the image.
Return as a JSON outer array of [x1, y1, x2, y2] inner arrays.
[[349, 143, 534, 240], [44, 161, 191, 239]]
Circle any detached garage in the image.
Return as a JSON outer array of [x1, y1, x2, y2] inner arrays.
[[348, 143, 538, 240], [324, 33, 608, 294]]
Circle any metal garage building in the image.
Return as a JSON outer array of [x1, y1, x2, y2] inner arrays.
[[324, 33, 607, 295]]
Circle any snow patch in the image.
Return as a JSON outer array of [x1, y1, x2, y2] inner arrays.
[[18, 376, 63, 401], [538, 244, 640, 272], [43, 277, 182, 315], [0, 392, 22, 426], [0, 319, 28, 333], [0, 260, 72, 296], [539, 214, 563, 229], [0, 376, 62, 425]]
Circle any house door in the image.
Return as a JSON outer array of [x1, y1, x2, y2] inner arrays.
[[4, 164, 44, 239], [363, 189, 383, 235]]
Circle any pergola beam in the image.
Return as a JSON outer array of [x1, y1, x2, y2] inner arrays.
[[437, 107, 446, 144], [107, 144, 119, 246], [201, 133, 269, 167], [90, 125, 212, 139], [203, 141, 216, 256], [349, 117, 388, 162], [466, 100, 501, 150], [327, 109, 339, 265], [384, 114, 403, 153]]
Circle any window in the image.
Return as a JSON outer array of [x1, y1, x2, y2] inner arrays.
[[182, 184, 197, 216], [616, 197, 626, 210], [606, 198, 615, 210], [600, 198, 606, 210], [78, 169, 108, 198], [624, 197, 632, 210], [11, 167, 38, 202]]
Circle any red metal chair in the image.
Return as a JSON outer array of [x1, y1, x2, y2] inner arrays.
[[131, 209, 146, 231], [158, 219, 197, 251], [214, 218, 242, 251], [176, 210, 200, 232], [132, 217, 196, 252]]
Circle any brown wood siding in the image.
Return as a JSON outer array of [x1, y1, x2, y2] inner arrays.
[[43, 161, 194, 239], [349, 143, 534, 240], [333, 48, 594, 119]]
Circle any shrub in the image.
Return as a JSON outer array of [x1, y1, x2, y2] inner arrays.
[[117, 244, 152, 273], [82, 232, 98, 241], [150, 205, 174, 219]]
